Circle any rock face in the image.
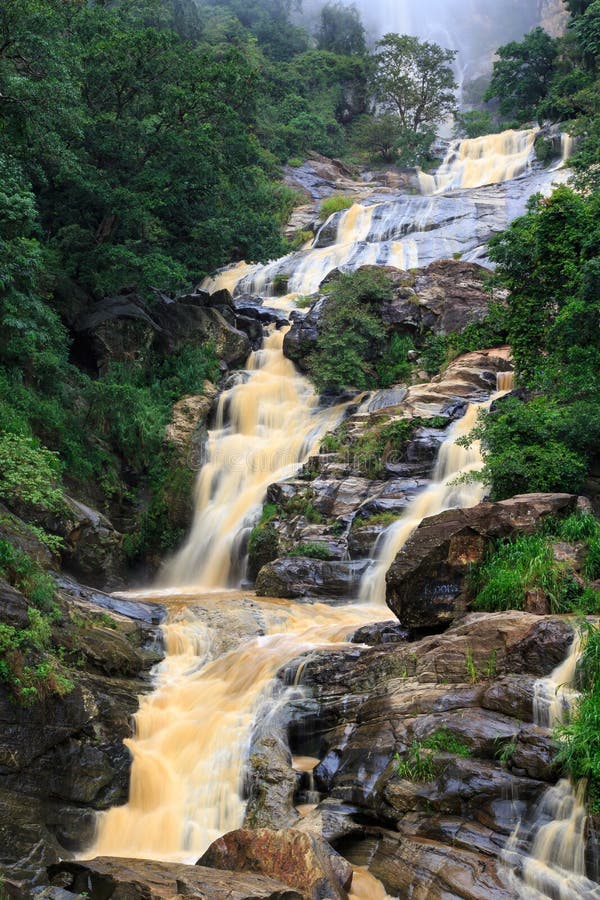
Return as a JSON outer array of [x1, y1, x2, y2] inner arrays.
[[47, 857, 302, 900], [164, 381, 218, 467], [73, 289, 251, 374], [386, 493, 578, 629], [198, 828, 353, 900], [285, 612, 574, 899], [283, 261, 496, 372], [0, 579, 162, 877]]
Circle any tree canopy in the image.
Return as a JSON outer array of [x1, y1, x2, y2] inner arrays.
[[372, 34, 457, 132]]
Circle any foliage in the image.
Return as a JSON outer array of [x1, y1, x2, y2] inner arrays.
[[309, 269, 392, 391], [468, 518, 600, 616], [418, 303, 510, 376], [466, 184, 600, 501], [319, 195, 355, 220], [422, 728, 471, 758], [377, 334, 414, 387], [395, 742, 437, 782], [0, 433, 64, 514], [556, 622, 600, 814], [352, 114, 405, 163], [352, 511, 401, 529], [350, 415, 447, 478], [288, 542, 333, 560], [316, 2, 367, 57], [372, 34, 457, 132], [453, 110, 498, 139], [484, 28, 559, 122]]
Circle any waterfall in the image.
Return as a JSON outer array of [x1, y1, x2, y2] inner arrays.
[[206, 126, 552, 302], [358, 373, 514, 605], [418, 129, 538, 195], [163, 329, 346, 589], [504, 636, 600, 898]]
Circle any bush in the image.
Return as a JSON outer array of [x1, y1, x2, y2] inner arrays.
[[0, 431, 64, 513], [319, 195, 355, 220], [309, 269, 394, 391], [377, 333, 414, 387], [288, 541, 332, 560]]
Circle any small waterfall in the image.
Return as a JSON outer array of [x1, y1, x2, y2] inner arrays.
[[163, 329, 345, 589], [358, 372, 514, 606], [418, 129, 538, 195], [504, 636, 600, 899]]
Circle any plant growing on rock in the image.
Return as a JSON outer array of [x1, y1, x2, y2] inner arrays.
[[288, 542, 332, 560]]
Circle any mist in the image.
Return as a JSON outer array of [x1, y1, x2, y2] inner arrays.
[[302, 0, 567, 82]]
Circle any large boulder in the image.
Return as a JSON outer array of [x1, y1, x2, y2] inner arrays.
[[47, 858, 301, 900], [198, 828, 353, 900], [385, 493, 578, 629], [164, 381, 218, 467]]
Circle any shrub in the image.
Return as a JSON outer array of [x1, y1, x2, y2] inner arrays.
[[288, 541, 332, 560], [395, 742, 437, 782], [0, 432, 64, 513], [422, 728, 471, 757], [319, 195, 354, 220], [377, 333, 414, 387]]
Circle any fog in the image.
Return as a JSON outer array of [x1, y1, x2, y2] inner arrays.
[[302, 0, 566, 81]]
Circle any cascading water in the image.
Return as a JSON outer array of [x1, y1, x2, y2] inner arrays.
[[358, 374, 513, 605], [418, 129, 538, 194], [83, 125, 578, 898], [503, 636, 600, 898], [163, 329, 346, 589], [207, 127, 565, 301]]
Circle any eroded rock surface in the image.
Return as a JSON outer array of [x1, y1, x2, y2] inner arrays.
[[386, 493, 578, 629]]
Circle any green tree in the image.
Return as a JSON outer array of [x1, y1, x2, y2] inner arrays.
[[372, 34, 457, 132], [484, 28, 559, 123], [317, 2, 367, 56], [453, 110, 497, 139]]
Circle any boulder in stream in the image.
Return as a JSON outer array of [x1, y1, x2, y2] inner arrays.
[[198, 827, 353, 900]]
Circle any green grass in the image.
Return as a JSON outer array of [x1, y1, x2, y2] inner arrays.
[[422, 728, 471, 757], [396, 729, 471, 782], [288, 542, 332, 560], [469, 534, 585, 614], [353, 511, 401, 529], [319, 194, 354, 220]]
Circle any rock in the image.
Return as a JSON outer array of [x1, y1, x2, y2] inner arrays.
[[198, 828, 352, 900], [0, 578, 162, 869], [47, 858, 301, 900], [59, 496, 124, 586], [73, 291, 250, 374], [244, 735, 299, 830], [164, 383, 217, 467], [386, 493, 578, 629], [0, 503, 55, 569], [255, 557, 369, 600], [283, 261, 498, 372]]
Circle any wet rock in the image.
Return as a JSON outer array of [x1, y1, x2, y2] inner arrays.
[[198, 828, 352, 900], [255, 557, 368, 600], [0, 580, 162, 869], [165, 383, 218, 467], [47, 858, 301, 900], [59, 496, 124, 586], [386, 493, 578, 629], [350, 621, 408, 646], [244, 735, 299, 830], [0, 503, 55, 569]]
